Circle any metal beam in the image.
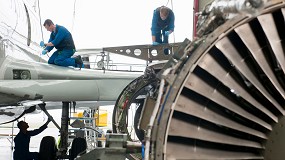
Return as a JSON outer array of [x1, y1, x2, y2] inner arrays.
[[103, 43, 182, 62]]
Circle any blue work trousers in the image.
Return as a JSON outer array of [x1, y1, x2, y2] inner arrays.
[[48, 49, 76, 67], [154, 28, 169, 44]]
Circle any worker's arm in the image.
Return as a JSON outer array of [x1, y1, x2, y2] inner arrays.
[[50, 26, 68, 46], [44, 35, 55, 52], [43, 26, 69, 50], [45, 42, 54, 47], [27, 119, 51, 136], [151, 10, 159, 42], [168, 11, 175, 32]]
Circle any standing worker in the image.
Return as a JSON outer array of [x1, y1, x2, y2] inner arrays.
[[13, 119, 51, 160], [151, 6, 175, 45], [40, 19, 83, 69]]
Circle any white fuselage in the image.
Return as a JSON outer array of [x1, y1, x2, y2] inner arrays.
[[0, 0, 143, 107]]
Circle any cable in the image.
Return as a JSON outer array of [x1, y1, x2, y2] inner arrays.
[[165, 0, 176, 43], [170, 0, 176, 43], [37, 0, 44, 42], [165, 0, 170, 6], [170, 0, 174, 11], [11, 0, 19, 38], [71, 0, 77, 33], [37, 0, 50, 59], [0, 106, 36, 125], [144, 68, 172, 160], [37, 0, 45, 61]]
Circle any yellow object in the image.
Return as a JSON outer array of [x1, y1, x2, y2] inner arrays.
[[73, 110, 108, 127], [73, 112, 83, 118], [95, 111, 108, 127]]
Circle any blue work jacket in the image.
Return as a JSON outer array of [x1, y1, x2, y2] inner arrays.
[[46, 24, 75, 52], [151, 6, 175, 35]]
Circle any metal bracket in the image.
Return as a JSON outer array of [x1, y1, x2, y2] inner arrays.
[[38, 103, 60, 130]]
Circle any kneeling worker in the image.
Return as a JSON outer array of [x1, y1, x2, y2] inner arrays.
[[40, 19, 83, 69]]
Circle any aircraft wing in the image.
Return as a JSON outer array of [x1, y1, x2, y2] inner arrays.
[[0, 56, 143, 106]]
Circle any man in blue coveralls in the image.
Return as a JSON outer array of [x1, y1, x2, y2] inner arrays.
[[40, 19, 83, 69], [13, 119, 51, 160], [151, 6, 175, 45]]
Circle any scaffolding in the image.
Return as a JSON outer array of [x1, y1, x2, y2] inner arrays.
[[69, 108, 102, 150]]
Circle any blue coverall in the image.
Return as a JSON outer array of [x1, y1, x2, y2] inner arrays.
[[45, 24, 77, 67], [151, 7, 175, 44], [13, 124, 48, 160]]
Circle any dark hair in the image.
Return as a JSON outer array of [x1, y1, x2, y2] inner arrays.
[[43, 19, 54, 26], [17, 121, 25, 129]]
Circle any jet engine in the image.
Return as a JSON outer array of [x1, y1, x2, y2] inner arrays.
[[113, 0, 285, 159]]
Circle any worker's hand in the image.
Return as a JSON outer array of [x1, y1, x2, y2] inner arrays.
[[42, 50, 48, 55], [40, 41, 45, 47], [152, 42, 160, 46], [165, 31, 171, 36]]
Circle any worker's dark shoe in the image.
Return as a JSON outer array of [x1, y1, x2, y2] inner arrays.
[[75, 55, 83, 70]]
